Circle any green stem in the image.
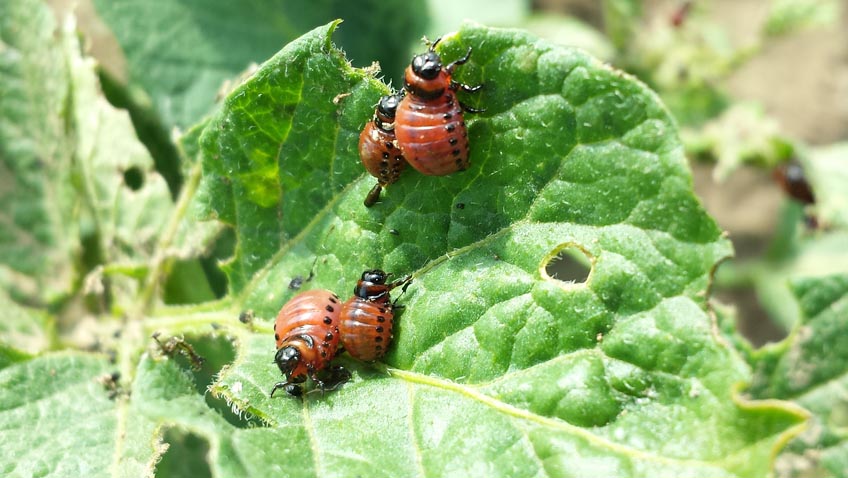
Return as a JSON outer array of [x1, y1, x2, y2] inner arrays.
[[142, 311, 268, 336], [138, 160, 203, 314]]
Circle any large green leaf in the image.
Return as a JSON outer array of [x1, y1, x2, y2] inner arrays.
[[748, 274, 848, 478], [0, 0, 78, 305], [92, 0, 429, 129], [194, 21, 802, 476], [0, 0, 176, 311]]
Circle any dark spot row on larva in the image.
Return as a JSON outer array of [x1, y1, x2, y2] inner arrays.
[[385, 142, 394, 149], [322, 341, 329, 348], [325, 333, 334, 341], [326, 305, 334, 312], [375, 336, 383, 342], [382, 152, 390, 159], [449, 138, 458, 145], [446, 124, 456, 132], [377, 316, 386, 323], [321, 351, 327, 358], [376, 344, 383, 351], [376, 326, 384, 333], [329, 297, 337, 304], [452, 149, 461, 156], [444, 112, 453, 119], [275, 333, 280, 341], [379, 307, 387, 313], [323, 316, 332, 324]]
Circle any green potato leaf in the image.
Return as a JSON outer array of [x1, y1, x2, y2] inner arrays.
[[0, 0, 78, 305], [194, 21, 803, 477], [749, 274, 848, 478], [1, 0, 174, 309]]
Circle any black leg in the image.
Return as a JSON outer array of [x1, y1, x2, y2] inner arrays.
[[460, 101, 486, 114], [461, 83, 483, 94], [388, 275, 413, 291], [364, 182, 383, 207], [270, 381, 290, 398], [312, 366, 351, 395], [402, 280, 412, 293], [450, 81, 484, 94], [446, 47, 473, 74], [391, 276, 413, 307], [270, 374, 306, 398]]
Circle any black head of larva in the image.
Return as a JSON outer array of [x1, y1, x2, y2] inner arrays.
[[354, 269, 390, 300], [361, 269, 388, 285], [411, 51, 442, 80], [377, 94, 401, 118], [274, 346, 301, 376]]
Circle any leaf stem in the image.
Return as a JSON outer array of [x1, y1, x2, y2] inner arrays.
[[142, 310, 268, 336], [111, 320, 144, 476], [138, 160, 203, 314]]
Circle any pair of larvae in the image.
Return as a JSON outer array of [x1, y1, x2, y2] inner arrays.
[[359, 38, 483, 207], [271, 270, 411, 397]]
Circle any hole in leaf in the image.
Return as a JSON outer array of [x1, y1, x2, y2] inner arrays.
[[123, 166, 145, 190], [542, 243, 593, 286], [163, 228, 233, 303], [155, 427, 212, 478], [201, 227, 235, 299], [169, 334, 260, 428], [163, 260, 219, 304]]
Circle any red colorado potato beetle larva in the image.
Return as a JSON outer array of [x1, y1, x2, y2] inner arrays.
[[395, 37, 483, 176], [359, 94, 407, 207]]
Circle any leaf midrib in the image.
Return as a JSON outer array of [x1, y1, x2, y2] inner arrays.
[[389, 367, 744, 472]]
